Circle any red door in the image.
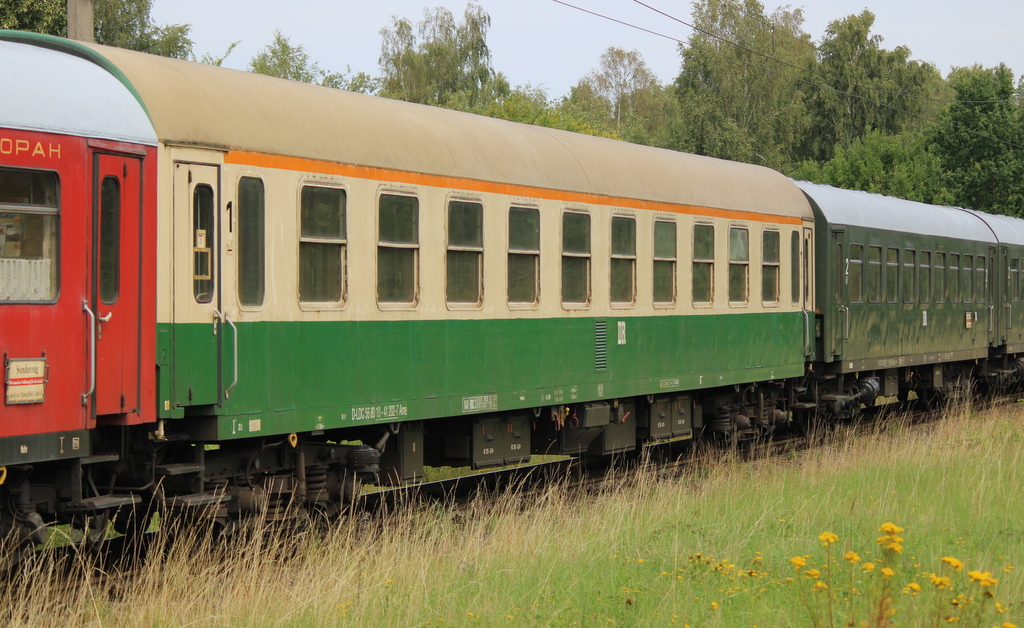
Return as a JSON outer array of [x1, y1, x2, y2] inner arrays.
[[90, 153, 143, 417]]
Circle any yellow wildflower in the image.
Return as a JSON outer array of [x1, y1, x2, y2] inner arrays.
[[930, 574, 953, 589], [813, 581, 829, 591], [790, 556, 807, 569], [881, 567, 895, 578], [879, 522, 904, 534], [862, 562, 876, 572], [844, 551, 860, 563], [818, 531, 839, 546], [942, 557, 965, 572], [1001, 623, 1017, 628], [967, 570, 998, 588], [804, 569, 821, 579], [903, 582, 922, 595], [710, 602, 719, 610]]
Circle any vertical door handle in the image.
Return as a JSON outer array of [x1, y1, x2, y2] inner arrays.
[[224, 313, 238, 399], [82, 300, 96, 406]]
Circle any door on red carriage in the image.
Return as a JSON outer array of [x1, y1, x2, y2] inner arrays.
[[90, 153, 143, 417]]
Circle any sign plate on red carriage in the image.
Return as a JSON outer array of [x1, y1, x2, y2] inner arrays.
[[5, 358, 47, 404]]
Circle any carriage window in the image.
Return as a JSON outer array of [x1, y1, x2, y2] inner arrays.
[[791, 231, 800, 304], [447, 200, 483, 305], [238, 177, 265, 306], [0, 168, 59, 302], [693, 224, 714, 304], [885, 248, 898, 303], [561, 212, 590, 306], [611, 216, 636, 305], [933, 252, 945, 303], [763, 230, 780, 304], [378, 194, 418, 304], [300, 186, 346, 303], [508, 207, 539, 304], [654, 220, 676, 305], [1012, 258, 1020, 302], [847, 244, 862, 304], [729, 228, 749, 304], [962, 254, 973, 303], [919, 251, 930, 303], [99, 177, 120, 304], [903, 249, 916, 303], [193, 184, 215, 303], [867, 246, 881, 303], [948, 253, 959, 303], [976, 256, 986, 304]]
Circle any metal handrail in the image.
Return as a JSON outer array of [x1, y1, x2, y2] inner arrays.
[[224, 313, 238, 399], [82, 300, 95, 406]]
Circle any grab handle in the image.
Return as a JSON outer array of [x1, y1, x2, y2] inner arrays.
[[82, 300, 96, 406], [224, 313, 238, 399]]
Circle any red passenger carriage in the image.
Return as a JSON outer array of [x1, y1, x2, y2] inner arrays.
[[0, 37, 157, 546]]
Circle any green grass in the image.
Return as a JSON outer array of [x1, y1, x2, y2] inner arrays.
[[4, 397, 1024, 627]]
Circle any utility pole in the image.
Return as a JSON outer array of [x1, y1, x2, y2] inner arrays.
[[67, 0, 94, 42]]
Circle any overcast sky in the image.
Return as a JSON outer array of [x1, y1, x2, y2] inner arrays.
[[150, 0, 1024, 99]]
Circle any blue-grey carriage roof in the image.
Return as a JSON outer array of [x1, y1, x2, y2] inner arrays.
[[794, 180, 998, 244], [0, 35, 155, 146]]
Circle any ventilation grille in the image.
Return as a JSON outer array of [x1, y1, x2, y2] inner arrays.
[[594, 319, 608, 371]]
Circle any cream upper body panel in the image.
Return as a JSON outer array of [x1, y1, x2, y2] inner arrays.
[[83, 43, 811, 222]]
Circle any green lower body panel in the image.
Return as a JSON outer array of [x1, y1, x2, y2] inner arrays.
[[158, 312, 805, 441]]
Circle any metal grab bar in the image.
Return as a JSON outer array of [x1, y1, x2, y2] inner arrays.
[[802, 310, 812, 355], [224, 313, 238, 399], [82, 300, 95, 406]]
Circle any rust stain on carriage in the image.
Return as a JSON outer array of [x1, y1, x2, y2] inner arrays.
[[225, 150, 805, 226]]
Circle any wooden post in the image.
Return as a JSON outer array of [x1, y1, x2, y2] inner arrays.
[[67, 0, 94, 42]]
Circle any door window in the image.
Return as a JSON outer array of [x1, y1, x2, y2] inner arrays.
[[99, 176, 120, 304], [193, 184, 215, 303]]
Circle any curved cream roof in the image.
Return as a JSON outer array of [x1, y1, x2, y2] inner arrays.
[[84, 42, 811, 219]]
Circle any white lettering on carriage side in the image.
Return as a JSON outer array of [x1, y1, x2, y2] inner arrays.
[[352, 404, 409, 421], [617, 320, 626, 345], [461, 394, 497, 413]]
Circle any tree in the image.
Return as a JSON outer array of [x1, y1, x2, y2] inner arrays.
[[928, 64, 1024, 215], [563, 47, 678, 147], [1, 0, 191, 57], [93, 0, 192, 58], [377, 3, 507, 109], [199, 40, 239, 67], [801, 10, 944, 162], [249, 30, 336, 85], [0, 0, 66, 36], [581, 48, 656, 133], [248, 30, 378, 92], [791, 130, 953, 204], [674, 0, 814, 170]]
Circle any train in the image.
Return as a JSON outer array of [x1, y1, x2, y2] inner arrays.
[[1, 30, 1023, 550]]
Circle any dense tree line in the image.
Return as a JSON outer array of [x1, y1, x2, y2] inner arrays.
[[4, 0, 1022, 215]]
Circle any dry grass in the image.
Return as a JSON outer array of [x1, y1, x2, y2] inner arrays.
[[3, 395, 1024, 627]]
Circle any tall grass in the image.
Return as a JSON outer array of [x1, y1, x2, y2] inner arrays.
[[4, 397, 1024, 627]]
